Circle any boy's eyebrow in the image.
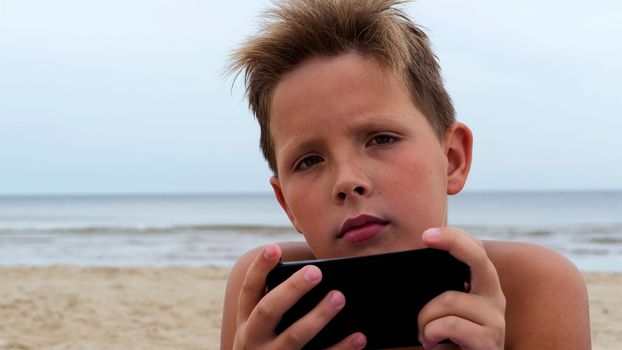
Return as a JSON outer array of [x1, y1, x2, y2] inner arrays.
[[279, 137, 323, 158], [346, 114, 410, 134], [356, 114, 405, 126], [279, 114, 408, 155]]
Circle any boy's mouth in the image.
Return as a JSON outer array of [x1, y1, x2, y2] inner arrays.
[[338, 214, 389, 243]]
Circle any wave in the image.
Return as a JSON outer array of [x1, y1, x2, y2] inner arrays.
[[460, 223, 622, 236], [2, 222, 621, 236], [0, 224, 297, 235]]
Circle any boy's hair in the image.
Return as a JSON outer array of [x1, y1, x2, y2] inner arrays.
[[230, 0, 455, 175]]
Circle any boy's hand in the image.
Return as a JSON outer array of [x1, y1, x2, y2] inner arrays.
[[232, 244, 367, 350], [419, 227, 506, 350]]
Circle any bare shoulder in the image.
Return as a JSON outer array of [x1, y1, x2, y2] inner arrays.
[[483, 241, 591, 349], [484, 240, 584, 281]]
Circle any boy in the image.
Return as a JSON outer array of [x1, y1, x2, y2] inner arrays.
[[221, 0, 591, 349]]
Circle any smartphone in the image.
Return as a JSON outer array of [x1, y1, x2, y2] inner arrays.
[[266, 248, 470, 350]]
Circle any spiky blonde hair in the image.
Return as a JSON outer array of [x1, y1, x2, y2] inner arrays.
[[230, 0, 455, 174]]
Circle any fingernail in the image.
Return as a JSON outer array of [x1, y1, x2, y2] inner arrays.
[[352, 333, 366, 349], [423, 228, 441, 241], [263, 245, 275, 260], [304, 266, 321, 284], [329, 291, 345, 308]]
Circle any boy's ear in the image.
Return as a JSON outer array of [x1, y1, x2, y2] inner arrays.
[[270, 176, 302, 233], [444, 122, 473, 195]]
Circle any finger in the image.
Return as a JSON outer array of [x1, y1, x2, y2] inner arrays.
[[422, 227, 502, 298], [325, 332, 367, 350], [273, 290, 348, 349], [237, 244, 282, 322], [421, 315, 503, 350], [247, 264, 324, 338], [418, 291, 505, 337]]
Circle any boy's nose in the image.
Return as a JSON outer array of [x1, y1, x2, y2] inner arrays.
[[332, 164, 371, 202], [336, 186, 366, 201]]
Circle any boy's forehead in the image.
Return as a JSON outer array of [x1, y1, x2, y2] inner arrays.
[[276, 52, 401, 88], [270, 52, 410, 116]]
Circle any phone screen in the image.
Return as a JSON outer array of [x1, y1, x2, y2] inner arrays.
[[266, 248, 469, 350]]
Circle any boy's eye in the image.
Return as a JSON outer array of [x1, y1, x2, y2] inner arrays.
[[294, 155, 323, 171], [368, 134, 397, 146]]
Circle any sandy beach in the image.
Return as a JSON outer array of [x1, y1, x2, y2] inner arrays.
[[0, 267, 618, 350]]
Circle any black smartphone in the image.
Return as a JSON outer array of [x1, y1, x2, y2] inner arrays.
[[266, 248, 470, 350]]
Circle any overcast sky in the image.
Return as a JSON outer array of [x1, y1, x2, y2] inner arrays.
[[1, 0, 621, 195]]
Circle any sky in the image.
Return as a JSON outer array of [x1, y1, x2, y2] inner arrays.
[[1, 0, 621, 195]]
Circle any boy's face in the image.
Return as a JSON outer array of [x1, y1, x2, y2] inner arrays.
[[269, 52, 470, 259]]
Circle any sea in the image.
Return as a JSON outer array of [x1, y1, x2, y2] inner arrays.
[[0, 192, 620, 272]]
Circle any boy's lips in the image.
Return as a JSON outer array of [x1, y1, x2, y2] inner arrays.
[[338, 214, 389, 243]]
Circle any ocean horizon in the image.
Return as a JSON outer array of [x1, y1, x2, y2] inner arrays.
[[1, 191, 620, 271]]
